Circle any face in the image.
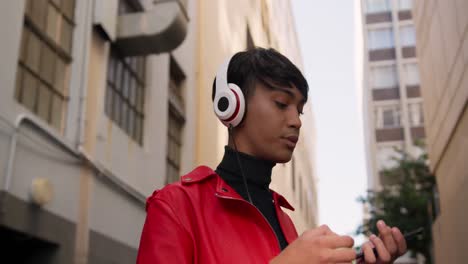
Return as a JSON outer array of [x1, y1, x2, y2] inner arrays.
[[232, 81, 305, 163]]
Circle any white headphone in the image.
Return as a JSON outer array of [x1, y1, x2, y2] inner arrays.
[[213, 55, 246, 127]]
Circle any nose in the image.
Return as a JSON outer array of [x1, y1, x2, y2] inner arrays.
[[288, 109, 302, 130]]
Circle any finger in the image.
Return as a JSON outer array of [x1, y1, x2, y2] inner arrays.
[[306, 224, 338, 237], [318, 235, 354, 249], [377, 220, 397, 256], [362, 241, 376, 263], [328, 248, 357, 263], [392, 227, 407, 256], [370, 234, 392, 263]]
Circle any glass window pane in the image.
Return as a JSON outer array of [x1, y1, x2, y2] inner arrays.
[[137, 58, 145, 79], [46, 4, 59, 42], [404, 63, 420, 85], [22, 71, 39, 111], [61, 19, 73, 54], [130, 83, 137, 106], [122, 70, 130, 99], [400, 25, 415, 47], [105, 85, 113, 116], [54, 58, 66, 93], [371, 65, 398, 88], [366, 0, 390, 13], [40, 45, 56, 85], [61, 0, 75, 20], [368, 28, 394, 50], [107, 55, 116, 82], [30, 0, 48, 30], [115, 60, 123, 91], [20, 28, 29, 62], [113, 93, 121, 123], [50, 95, 63, 130], [37, 85, 52, 121], [409, 102, 423, 126], [52, 0, 61, 8], [399, 0, 412, 10], [25, 31, 42, 73], [139, 88, 145, 112]]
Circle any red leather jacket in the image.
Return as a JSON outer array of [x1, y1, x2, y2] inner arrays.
[[136, 166, 298, 264]]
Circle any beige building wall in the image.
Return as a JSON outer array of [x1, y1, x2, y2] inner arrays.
[[195, 0, 318, 233], [413, 0, 468, 263]]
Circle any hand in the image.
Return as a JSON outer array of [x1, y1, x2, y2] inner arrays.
[[270, 224, 356, 264], [358, 220, 407, 264]]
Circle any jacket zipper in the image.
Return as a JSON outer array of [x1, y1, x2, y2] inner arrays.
[[215, 193, 281, 253]]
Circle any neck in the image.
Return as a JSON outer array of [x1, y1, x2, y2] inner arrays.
[[216, 145, 276, 189]]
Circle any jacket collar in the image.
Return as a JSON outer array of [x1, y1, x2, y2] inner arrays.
[[181, 166, 295, 211]]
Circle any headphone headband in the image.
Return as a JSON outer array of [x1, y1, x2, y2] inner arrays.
[[215, 56, 232, 93], [213, 54, 245, 127]]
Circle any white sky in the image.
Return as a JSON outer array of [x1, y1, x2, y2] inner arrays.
[[291, 0, 367, 242]]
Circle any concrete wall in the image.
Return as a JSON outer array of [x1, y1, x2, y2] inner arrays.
[[0, 0, 196, 263], [413, 0, 468, 263]]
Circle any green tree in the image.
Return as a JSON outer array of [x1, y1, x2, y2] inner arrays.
[[356, 147, 436, 263]]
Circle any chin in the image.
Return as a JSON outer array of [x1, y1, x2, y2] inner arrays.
[[270, 150, 293, 163]]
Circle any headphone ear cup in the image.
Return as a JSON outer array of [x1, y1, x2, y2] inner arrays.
[[213, 83, 245, 127], [213, 87, 237, 121], [224, 83, 245, 127]]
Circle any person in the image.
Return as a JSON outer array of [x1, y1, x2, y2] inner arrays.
[[136, 48, 407, 264]]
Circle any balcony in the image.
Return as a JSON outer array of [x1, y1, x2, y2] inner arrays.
[[115, 0, 189, 56]]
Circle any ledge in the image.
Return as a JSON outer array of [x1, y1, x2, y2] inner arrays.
[[115, 1, 188, 56]]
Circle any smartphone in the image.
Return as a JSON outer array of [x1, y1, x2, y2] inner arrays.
[[355, 227, 424, 260]]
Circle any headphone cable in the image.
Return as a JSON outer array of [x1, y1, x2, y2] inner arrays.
[[228, 124, 254, 205]]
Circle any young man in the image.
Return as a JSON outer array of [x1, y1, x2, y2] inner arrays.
[[137, 48, 407, 263]]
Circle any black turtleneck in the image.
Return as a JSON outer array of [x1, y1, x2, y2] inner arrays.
[[215, 146, 288, 250]]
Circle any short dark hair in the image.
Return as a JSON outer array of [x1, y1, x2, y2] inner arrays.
[[212, 47, 309, 103]]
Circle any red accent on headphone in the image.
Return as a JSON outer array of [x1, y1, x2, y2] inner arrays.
[[222, 89, 240, 122]]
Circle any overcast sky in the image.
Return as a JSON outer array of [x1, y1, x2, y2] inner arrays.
[[291, 0, 367, 242]]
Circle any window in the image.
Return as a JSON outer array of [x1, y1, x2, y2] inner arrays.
[[371, 65, 398, 89], [366, 0, 391, 13], [400, 25, 416, 47], [368, 28, 394, 50], [399, 0, 413, 10], [105, 49, 146, 144], [408, 101, 424, 127], [166, 57, 186, 184], [403, 63, 420, 86], [15, 0, 75, 131], [375, 105, 401, 128]]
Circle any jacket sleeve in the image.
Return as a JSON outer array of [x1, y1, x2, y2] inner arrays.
[[136, 197, 194, 264]]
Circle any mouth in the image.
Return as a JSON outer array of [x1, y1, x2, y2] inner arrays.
[[282, 135, 298, 149]]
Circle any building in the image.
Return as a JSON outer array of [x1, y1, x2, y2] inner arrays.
[[0, 0, 317, 263], [0, 0, 193, 263], [413, 0, 468, 263], [360, 0, 425, 262], [195, 0, 318, 233], [361, 0, 425, 191]]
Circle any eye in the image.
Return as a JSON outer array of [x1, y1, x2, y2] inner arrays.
[[275, 101, 288, 109]]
